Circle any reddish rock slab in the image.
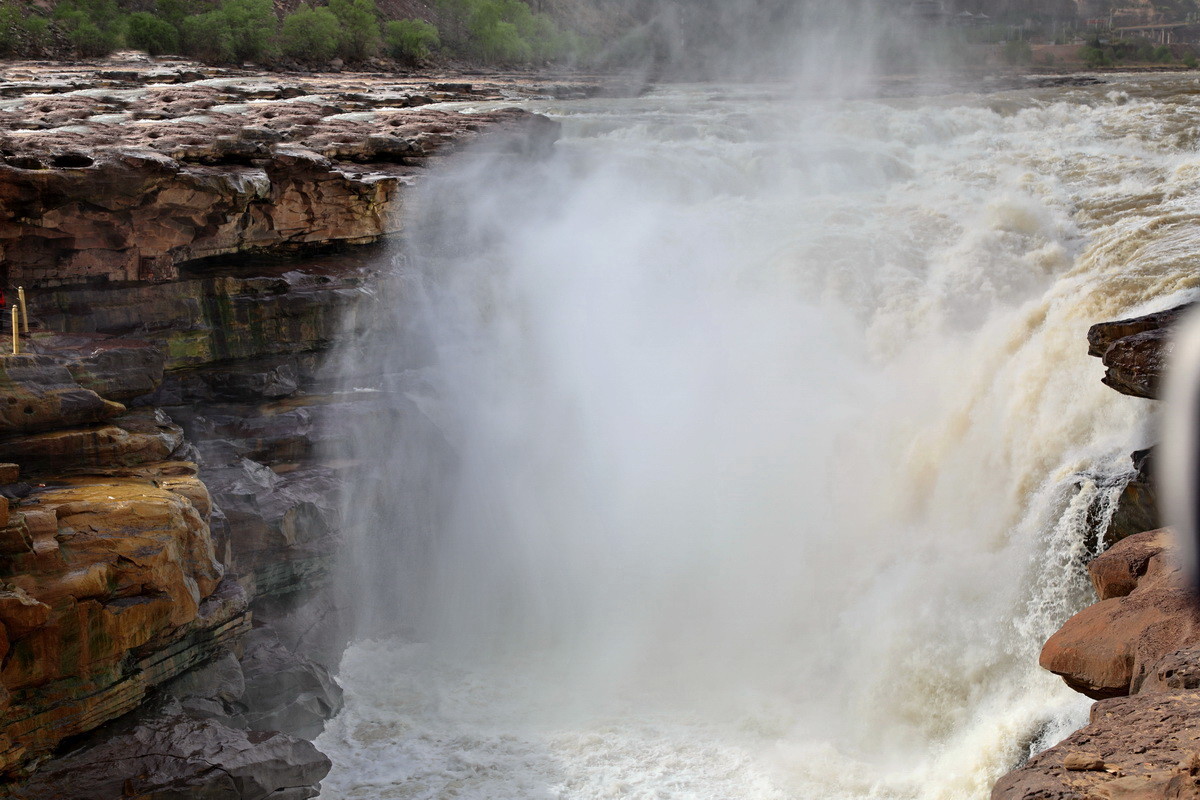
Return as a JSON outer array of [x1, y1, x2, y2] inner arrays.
[[1088, 529, 1175, 601], [1041, 531, 1200, 699], [993, 692, 1200, 800]]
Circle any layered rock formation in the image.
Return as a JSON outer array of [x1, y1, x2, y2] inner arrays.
[[994, 303, 1200, 800], [0, 61, 560, 288], [0, 57, 567, 797]]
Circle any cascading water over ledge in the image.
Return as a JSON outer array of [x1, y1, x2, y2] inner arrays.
[[316, 76, 1200, 800]]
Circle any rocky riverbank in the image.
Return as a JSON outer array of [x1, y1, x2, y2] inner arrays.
[[0, 57, 568, 798], [993, 302, 1200, 800]]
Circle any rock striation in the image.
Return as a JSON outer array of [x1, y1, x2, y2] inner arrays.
[[0, 60, 561, 289], [0, 57, 567, 797]]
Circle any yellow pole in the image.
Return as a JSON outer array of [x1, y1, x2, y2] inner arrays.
[[11, 307, 18, 355], [17, 287, 27, 335]]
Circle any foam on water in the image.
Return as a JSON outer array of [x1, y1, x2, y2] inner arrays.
[[316, 75, 1200, 799]]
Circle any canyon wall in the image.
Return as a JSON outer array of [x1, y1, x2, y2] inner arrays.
[[0, 58, 562, 799]]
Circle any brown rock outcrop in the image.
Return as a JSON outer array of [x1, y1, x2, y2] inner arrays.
[[1040, 531, 1196, 699], [0, 64, 561, 289], [1087, 303, 1194, 400], [994, 299, 1200, 798], [992, 692, 1200, 800], [0, 467, 247, 773]]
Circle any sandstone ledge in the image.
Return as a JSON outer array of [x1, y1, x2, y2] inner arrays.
[[0, 61, 563, 289]]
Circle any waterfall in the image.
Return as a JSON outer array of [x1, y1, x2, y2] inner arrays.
[[315, 76, 1200, 799]]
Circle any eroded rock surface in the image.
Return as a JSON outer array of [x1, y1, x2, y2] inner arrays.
[[993, 692, 1200, 800], [1038, 530, 1200, 699], [0, 61, 562, 288], [1087, 303, 1194, 400], [11, 713, 330, 800]]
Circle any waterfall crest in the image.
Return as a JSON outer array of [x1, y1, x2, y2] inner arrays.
[[316, 77, 1200, 799]]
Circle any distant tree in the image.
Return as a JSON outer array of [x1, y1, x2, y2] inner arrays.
[[218, 0, 277, 62], [1079, 44, 1110, 67], [157, 0, 210, 28], [329, 0, 382, 60], [126, 11, 180, 55], [1003, 38, 1032, 65], [0, 1, 50, 57], [54, 0, 124, 57], [473, 18, 532, 61], [280, 4, 340, 62], [181, 11, 235, 62], [384, 18, 440, 61], [70, 21, 120, 56]]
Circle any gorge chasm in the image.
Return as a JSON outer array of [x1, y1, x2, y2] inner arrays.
[[1, 60, 1200, 800]]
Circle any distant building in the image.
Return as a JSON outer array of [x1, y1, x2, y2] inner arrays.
[[953, 10, 991, 26], [1114, 22, 1200, 43], [903, 1, 948, 22]]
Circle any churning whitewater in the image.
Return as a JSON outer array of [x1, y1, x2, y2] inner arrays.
[[316, 75, 1200, 799]]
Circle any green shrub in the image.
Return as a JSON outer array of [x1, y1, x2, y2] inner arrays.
[[436, 0, 578, 63], [218, 0, 277, 62], [1153, 45, 1172, 63], [54, 0, 124, 57], [384, 18, 439, 61], [0, 1, 50, 57], [181, 11, 235, 62], [158, 0, 208, 28], [280, 5, 340, 62], [70, 20, 120, 56], [1079, 44, 1109, 68], [329, 0, 380, 60], [473, 19, 530, 62], [1002, 39, 1032, 66], [1186, 53, 1199, 68], [126, 11, 179, 55]]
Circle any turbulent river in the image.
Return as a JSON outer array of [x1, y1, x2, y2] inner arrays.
[[314, 74, 1200, 799]]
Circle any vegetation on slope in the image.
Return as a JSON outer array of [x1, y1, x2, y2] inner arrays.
[[0, 0, 595, 66]]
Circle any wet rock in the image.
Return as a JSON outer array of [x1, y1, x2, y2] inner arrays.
[[992, 693, 1200, 800], [30, 332, 165, 402], [0, 453, 245, 773], [1106, 448, 1161, 546], [233, 627, 343, 739], [1040, 531, 1200, 699], [12, 713, 330, 800], [202, 459, 340, 599], [0, 576, 249, 776], [0, 73, 560, 290], [1087, 303, 1195, 400], [160, 648, 246, 718], [0, 407, 185, 474], [0, 354, 125, 433], [29, 259, 378, 373], [1088, 304, 1193, 358]]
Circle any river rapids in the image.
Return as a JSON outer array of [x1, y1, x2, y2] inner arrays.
[[315, 74, 1200, 799]]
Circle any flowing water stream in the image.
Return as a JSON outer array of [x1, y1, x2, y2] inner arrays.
[[315, 74, 1200, 799]]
